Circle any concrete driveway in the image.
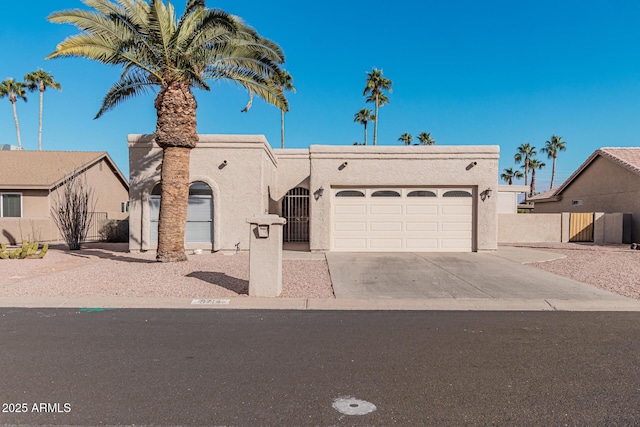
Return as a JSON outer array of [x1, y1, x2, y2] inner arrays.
[[325, 247, 629, 302]]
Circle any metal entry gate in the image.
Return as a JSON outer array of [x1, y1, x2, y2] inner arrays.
[[283, 187, 309, 242]]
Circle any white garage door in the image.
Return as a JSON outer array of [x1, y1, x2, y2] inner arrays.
[[331, 188, 473, 252]]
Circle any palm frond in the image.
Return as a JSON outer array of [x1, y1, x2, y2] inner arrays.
[[95, 70, 154, 118]]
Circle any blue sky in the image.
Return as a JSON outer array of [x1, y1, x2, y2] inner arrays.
[[2, 0, 640, 192]]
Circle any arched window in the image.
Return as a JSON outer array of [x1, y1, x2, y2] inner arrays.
[[149, 182, 214, 244], [186, 182, 213, 243]]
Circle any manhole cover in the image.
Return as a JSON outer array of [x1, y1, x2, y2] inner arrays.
[[332, 396, 376, 416]]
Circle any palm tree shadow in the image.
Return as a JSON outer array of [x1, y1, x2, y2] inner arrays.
[[186, 271, 249, 295]]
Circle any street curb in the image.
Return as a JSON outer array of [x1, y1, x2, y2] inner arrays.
[[1, 297, 639, 311]]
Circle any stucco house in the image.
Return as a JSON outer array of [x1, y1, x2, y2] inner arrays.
[[531, 147, 640, 241], [129, 134, 500, 253], [0, 151, 129, 244]]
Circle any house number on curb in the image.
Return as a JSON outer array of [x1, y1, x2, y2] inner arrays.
[[332, 396, 377, 416], [191, 299, 230, 305]]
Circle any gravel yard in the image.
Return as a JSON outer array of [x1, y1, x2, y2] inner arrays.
[[505, 242, 640, 300], [0, 243, 334, 299]]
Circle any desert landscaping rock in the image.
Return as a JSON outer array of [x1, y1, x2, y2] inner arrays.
[[507, 243, 640, 300], [0, 243, 334, 299]]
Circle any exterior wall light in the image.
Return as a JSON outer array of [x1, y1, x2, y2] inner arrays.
[[314, 187, 325, 200], [218, 160, 228, 169], [481, 187, 493, 201]]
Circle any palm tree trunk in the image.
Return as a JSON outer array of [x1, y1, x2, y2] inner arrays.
[[11, 101, 22, 150], [530, 170, 536, 197], [154, 82, 198, 262], [281, 110, 285, 149], [550, 156, 557, 189], [373, 94, 380, 146], [364, 123, 367, 146], [38, 88, 44, 151]]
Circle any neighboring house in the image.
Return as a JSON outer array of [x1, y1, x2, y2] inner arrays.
[[129, 134, 500, 253], [531, 147, 640, 241], [0, 151, 129, 244], [497, 185, 529, 214]]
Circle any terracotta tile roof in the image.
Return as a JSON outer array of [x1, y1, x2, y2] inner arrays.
[[528, 187, 558, 201], [597, 147, 640, 175], [0, 151, 110, 189], [541, 147, 640, 199]]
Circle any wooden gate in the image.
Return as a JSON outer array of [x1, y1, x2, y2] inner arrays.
[[569, 213, 594, 242]]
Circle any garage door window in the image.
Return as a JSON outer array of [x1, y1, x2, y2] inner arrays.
[[407, 190, 436, 197], [371, 190, 400, 197], [443, 190, 472, 197], [336, 190, 365, 197]]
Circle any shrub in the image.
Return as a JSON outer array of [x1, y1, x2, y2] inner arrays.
[[99, 219, 129, 242]]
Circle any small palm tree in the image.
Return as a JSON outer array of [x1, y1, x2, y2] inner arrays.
[[363, 68, 392, 146], [48, 0, 288, 262], [398, 132, 413, 145], [354, 108, 374, 146], [272, 70, 295, 148], [541, 134, 567, 189], [0, 78, 28, 149], [417, 132, 435, 145], [500, 167, 524, 185], [514, 142, 536, 189], [528, 158, 546, 197], [24, 69, 62, 151]]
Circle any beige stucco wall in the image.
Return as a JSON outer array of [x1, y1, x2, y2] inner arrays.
[[129, 136, 500, 253], [128, 134, 278, 252], [533, 156, 640, 240], [308, 145, 500, 251], [498, 213, 562, 243]]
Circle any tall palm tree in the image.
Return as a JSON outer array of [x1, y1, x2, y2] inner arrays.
[[398, 132, 412, 145], [0, 78, 28, 149], [363, 68, 392, 146], [48, 0, 288, 262], [541, 134, 567, 190], [272, 70, 295, 148], [528, 158, 546, 197], [514, 142, 536, 189], [500, 167, 524, 185], [24, 69, 62, 151], [353, 108, 374, 145], [417, 131, 435, 145]]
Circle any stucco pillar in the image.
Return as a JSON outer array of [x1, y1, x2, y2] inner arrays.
[[561, 213, 571, 243], [246, 215, 286, 297], [593, 212, 605, 244]]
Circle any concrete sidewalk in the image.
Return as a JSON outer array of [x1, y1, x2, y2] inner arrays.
[[1, 295, 640, 311]]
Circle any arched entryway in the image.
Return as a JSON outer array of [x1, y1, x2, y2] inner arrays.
[[149, 182, 214, 244], [282, 187, 309, 243]]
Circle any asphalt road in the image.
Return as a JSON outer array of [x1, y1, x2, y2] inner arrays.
[[1, 309, 640, 426]]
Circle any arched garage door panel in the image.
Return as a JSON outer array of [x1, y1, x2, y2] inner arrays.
[[332, 188, 472, 252]]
